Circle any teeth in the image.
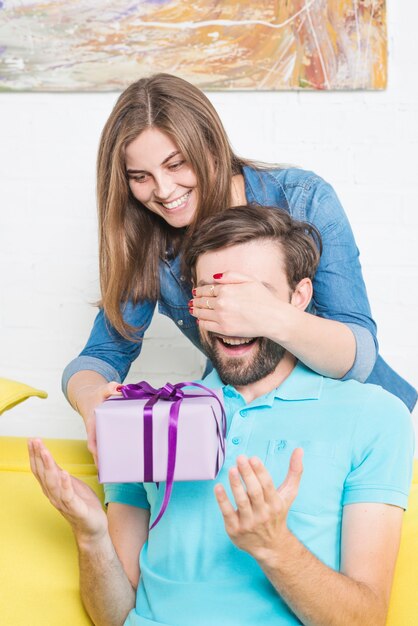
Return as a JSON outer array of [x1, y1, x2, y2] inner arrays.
[[220, 337, 254, 346], [162, 191, 191, 209]]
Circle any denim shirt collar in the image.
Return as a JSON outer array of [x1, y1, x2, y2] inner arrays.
[[243, 165, 290, 211]]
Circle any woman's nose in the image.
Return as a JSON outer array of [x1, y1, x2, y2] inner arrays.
[[153, 172, 175, 200]]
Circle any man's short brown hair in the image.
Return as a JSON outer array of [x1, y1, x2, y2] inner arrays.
[[184, 204, 322, 288]]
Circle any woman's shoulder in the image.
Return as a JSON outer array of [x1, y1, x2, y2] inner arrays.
[[243, 165, 339, 218], [243, 164, 332, 192]]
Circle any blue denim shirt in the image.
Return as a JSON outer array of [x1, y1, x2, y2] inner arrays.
[[62, 166, 417, 411]]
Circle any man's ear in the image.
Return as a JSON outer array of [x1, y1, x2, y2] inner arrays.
[[290, 278, 313, 311]]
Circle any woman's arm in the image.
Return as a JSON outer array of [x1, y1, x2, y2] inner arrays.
[[192, 171, 377, 380], [62, 300, 157, 398], [63, 300, 157, 456], [268, 301, 356, 379], [67, 371, 121, 460], [307, 178, 378, 380]]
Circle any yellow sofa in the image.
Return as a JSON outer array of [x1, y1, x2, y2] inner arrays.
[[0, 436, 416, 626], [0, 437, 99, 626]]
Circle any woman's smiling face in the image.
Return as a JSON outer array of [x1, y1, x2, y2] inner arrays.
[[125, 127, 199, 229]]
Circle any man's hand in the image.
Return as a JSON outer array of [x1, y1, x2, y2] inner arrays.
[[215, 449, 303, 562], [29, 438, 139, 624], [28, 438, 108, 544]]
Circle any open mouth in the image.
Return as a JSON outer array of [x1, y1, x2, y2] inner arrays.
[[215, 335, 259, 355], [160, 190, 192, 210]]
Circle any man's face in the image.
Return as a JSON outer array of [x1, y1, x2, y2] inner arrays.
[[196, 239, 292, 387]]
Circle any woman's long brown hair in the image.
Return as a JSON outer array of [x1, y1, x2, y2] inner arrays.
[[97, 73, 247, 339]]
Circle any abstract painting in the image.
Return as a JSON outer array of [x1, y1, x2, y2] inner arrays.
[[0, 1, 387, 91]]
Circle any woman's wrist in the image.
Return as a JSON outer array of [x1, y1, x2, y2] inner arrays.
[[71, 385, 100, 421], [265, 300, 300, 346], [68, 372, 109, 421]]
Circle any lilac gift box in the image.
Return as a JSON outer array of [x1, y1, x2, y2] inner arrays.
[[95, 381, 226, 486]]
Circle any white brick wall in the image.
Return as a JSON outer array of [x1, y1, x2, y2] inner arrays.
[[1, 2, 417, 443]]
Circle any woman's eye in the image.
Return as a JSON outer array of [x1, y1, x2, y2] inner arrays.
[[130, 174, 148, 183], [168, 160, 185, 171]]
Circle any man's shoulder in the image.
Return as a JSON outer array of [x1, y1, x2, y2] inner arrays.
[[322, 376, 412, 427]]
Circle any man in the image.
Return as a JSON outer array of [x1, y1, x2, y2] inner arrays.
[[29, 205, 414, 626]]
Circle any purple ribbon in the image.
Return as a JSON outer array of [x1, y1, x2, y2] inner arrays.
[[110, 381, 226, 529]]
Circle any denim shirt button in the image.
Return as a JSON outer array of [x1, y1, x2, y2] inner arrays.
[[180, 275, 186, 282], [177, 319, 184, 326]]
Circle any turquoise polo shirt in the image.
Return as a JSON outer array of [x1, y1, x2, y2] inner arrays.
[[104, 363, 414, 626]]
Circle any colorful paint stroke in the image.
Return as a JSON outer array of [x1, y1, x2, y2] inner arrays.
[[0, 0, 387, 91]]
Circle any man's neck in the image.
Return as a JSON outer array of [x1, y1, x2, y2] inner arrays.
[[235, 352, 297, 404]]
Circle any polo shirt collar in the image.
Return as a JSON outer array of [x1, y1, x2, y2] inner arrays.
[[202, 362, 323, 403], [202, 368, 227, 391], [273, 362, 323, 401]]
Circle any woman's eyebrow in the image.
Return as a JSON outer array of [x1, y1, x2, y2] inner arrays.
[[126, 151, 181, 174], [161, 151, 180, 165]]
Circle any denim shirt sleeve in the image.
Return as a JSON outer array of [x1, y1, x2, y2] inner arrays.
[[61, 299, 156, 398], [306, 179, 378, 382]]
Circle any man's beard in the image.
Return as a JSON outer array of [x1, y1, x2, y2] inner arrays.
[[201, 333, 286, 387]]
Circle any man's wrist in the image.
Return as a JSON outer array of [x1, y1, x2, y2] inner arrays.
[[253, 527, 297, 572], [75, 526, 112, 554]]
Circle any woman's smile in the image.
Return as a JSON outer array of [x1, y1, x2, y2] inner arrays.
[[159, 189, 193, 211]]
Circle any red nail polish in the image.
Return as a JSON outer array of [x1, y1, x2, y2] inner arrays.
[[213, 273, 223, 279], [189, 307, 194, 314], [188, 299, 193, 306], [116, 385, 123, 391], [192, 288, 197, 296]]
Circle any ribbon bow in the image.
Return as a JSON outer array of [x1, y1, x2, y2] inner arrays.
[[111, 381, 226, 529]]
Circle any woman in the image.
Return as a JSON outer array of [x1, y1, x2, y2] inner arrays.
[[62, 73, 416, 456]]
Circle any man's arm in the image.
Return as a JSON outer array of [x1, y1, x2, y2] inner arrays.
[[77, 532, 136, 626], [258, 503, 402, 626], [107, 503, 150, 590], [28, 439, 148, 626], [215, 452, 404, 626]]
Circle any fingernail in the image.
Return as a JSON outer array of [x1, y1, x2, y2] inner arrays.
[[189, 307, 194, 314], [116, 385, 123, 391], [213, 273, 223, 279], [192, 289, 197, 296], [188, 299, 193, 306]]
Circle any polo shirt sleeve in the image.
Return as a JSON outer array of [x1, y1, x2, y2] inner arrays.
[[343, 387, 415, 509], [103, 482, 150, 510]]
